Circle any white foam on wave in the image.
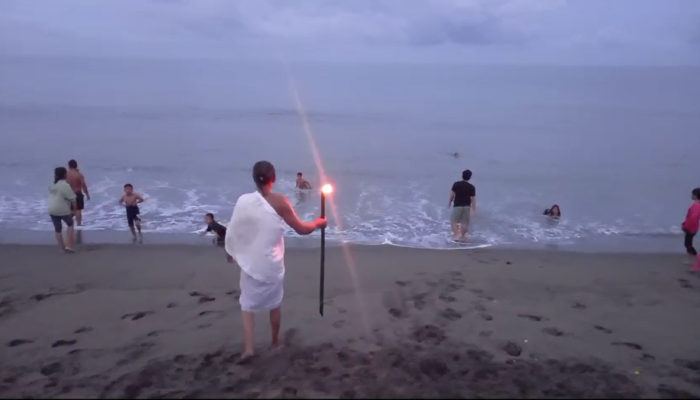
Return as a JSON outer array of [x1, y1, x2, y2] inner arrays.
[[0, 176, 683, 249]]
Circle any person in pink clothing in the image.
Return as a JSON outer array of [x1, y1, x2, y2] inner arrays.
[[681, 188, 700, 270]]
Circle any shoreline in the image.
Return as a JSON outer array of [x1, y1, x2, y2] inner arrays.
[[0, 227, 685, 254], [1, 244, 700, 397]]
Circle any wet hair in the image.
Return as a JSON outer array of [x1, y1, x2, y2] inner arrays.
[[693, 188, 700, 199], [462, 169, 472, 181], [205, 213, 214, 219], [68, 159, 78, 169], [544, 204, 561, 217], [297, 172, 303, 177], [54, 167, 67, 183], [124, 183, 133, 189], [253, 161, 276, 187]]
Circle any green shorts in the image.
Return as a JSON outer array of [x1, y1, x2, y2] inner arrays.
[[450, 206, 471, 226]]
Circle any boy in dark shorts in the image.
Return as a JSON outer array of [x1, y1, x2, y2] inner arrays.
[[201, 213, 227, 246], [119, 184, 144, 243]]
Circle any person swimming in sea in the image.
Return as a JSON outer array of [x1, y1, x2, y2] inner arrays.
[[543, 204, 561, 219], [295, 172, 312, 190]]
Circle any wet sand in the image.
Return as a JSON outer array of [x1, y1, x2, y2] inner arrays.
[[0, 244, 699, 398]]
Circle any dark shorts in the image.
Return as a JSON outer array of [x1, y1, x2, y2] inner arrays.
[[73, 192, 85, 211], [126, 206, 141, 228], [50, 214, 74, 233]]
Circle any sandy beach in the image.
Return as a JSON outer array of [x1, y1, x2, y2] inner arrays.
[[0, 244, 699, 398]]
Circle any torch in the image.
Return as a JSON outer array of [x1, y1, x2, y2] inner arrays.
[[319, 183, 333, 316]]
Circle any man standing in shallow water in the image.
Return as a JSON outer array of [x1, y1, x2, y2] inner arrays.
[[448, 169, 476, 242], [66, 159, 90, 227]]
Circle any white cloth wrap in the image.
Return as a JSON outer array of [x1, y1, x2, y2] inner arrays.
[[225, 191, 285, 312]]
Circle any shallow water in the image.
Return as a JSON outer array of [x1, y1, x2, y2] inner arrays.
[[1, 58, 699, 251]]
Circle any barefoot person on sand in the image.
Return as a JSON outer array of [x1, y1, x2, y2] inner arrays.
[[225, 161, 326, 363], [48, 167, 77, 253], [682, 188, 700, 270]]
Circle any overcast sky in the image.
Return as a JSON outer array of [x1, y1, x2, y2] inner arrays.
[[1, 0, 699, 65]]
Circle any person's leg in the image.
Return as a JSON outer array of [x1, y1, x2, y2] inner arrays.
[[63, 215, 75, 252], [684, 232, 697, 264], [74, 193, 84, 226], [127, 213, 138, 242], [51, 216, 66, 250], [460, 206, 471, 239], [269, 307, 282, 349], [449, 208, 461, 241], [239, 311, 256, 362], [135, 217, 142, 243]]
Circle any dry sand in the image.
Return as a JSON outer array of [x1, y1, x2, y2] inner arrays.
[[1, 244, 700, 398]]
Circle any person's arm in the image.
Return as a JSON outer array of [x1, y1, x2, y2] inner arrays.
[[278, 196, 323, 235], [62, 183, 77, 209], [80, 173, 90, 200], [118, 195, 125, 206], [135, 194, 145, 204], [448, 183, 456, 207], [470, 186, 476, 214]]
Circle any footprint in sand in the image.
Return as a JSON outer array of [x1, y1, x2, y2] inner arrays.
[[479, 312, 493, 321], [7, 339, 33, 347], [542, 327, 565, 337], [166, 302, 178, 309], [74, 327, 93, 334], [410, 294, 428, 311], [388, 308, 405, 318], [121, 311, 154, 321], [678, 279, 693, 289], [518, 314, 547, 322], [52, 339, 77, 348], [338, 307, 347, 314], [503, 341, 522, 357], [439, 308, 462, 321], [571, 302, 587, 310], [641, 353, 656, 361], [189, 291, 205, 297], [438, 292, 457, 303], [225, 290, 238, 295], [611, 341, 643, 351], [40, 362, 63, 376], [657, 384, 696, 399], [594, 325, 613, 334], [199, 310, 223, 317], [473, 302, 487, 312], [411, 325, 446, 345], [198, 296, 216, 303], [333, 320, 345, 328], [673, 358, 700, 371], [395, 280, 410, 287]]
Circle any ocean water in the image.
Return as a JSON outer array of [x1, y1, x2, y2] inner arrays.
[[1, 57, 699, 251]]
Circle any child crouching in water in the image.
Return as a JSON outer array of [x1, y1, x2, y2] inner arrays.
[[201, 213, 227, 246]]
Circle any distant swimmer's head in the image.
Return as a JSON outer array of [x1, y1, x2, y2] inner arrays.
[[462, 169, 472, 181], [253, 161, 276, 190], [453, 152, 459, 158], [68, 159, 78, 169], [205, 213, 215, 223], [693, 188, 700, 201], [124, 183, 134, 195], [549, 204, 561, 217], [54, 167, 67, 183]]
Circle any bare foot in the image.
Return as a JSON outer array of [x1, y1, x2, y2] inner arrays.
[[269, 343, 285, 352], [236, 351, 256, 365], [63, 247, 75, 253]]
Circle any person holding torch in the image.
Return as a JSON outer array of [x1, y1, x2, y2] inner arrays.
[[225, 161, 327, 363]]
